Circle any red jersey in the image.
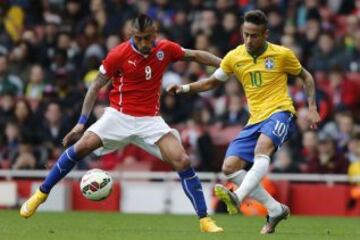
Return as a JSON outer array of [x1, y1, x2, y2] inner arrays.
[[100, 39, 185, 117]]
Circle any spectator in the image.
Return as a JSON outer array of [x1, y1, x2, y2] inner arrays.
[[3, 5, 25, 43], [267, 7, 284, 44], [327, 65, 359, 111], [213, 78, 242, 116], [168, 10, 192, 48], [342, 15, 359, 52], [218, 12, 241, 53], [322, 111, 358, 152], [345, 30, 360, 72], [160, 92, 188, 125], [308, 31, 343, 72], [11, 143, 37, 170], [300, 18, 321, 63], [288, 107, 311, 156], [0, 54, 23, 96], [8, 41, 33, 81], [56, 32, 80, 67], [61, 0, 86, 34], [194, 33, 211, 51], [301, 132, 348, 174], [39, 20, 60, 67], [0, 92, 15, 128], [13, 99, 40, 144], [272, 146, 299, 173], [181, 118, 217, 171], [105, 35, 121, 52], [147, 0, 175, 29], [41, 102, 71, 149], [0, 121, 21, 169], [217, 94, 249, 127], [296, 130, 318, 173], [25, 65, 47, 105]]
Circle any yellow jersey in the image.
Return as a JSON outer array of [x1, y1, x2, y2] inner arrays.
[[220, 42, 302, 125]]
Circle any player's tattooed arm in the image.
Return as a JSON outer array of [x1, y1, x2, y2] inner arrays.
[[62, 72, 110, 147], [298, 68, 321, 129], [167, 74, 225, 95], [80, 72, 110, 117], [182, 49, 222, 67]]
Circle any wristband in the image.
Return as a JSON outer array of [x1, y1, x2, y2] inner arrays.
[[181, 84, 190, 93], [78, 115, 88, 125]]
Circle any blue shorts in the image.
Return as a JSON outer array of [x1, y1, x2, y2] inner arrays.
[[225, 111, 296, 162]]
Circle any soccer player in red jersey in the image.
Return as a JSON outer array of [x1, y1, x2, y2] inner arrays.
[[20, 14, 223, 233]]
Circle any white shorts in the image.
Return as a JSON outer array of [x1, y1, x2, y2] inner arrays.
[[86, 107, 180, 160]]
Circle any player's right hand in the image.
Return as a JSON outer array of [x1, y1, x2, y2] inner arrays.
[[308, 107, 321, 129], [166, 84, 182, 95], [63, 124, 85, 147]]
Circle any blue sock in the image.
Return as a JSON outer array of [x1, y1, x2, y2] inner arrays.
[[178, 167, 207, 218], [40, 146, 79, 193]]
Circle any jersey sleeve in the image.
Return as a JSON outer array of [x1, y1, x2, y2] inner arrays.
[[283, 49, 302, 75], [166, 40, 185, 62], [220, 51, 234, 74], [101, 48, 122, 78]]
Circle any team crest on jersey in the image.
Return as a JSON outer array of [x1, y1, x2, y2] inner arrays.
[[265, 58, 274, 70], [156, 50, 164, 61]]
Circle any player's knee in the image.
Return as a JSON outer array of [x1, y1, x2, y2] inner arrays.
[[222, 162, 238, 176], [171, 154, 191, 171], [222, 157, 245, 176]]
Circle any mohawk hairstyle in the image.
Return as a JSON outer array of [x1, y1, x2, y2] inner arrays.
[[132, 14, 154, 31], [244, 10, 268, 29]]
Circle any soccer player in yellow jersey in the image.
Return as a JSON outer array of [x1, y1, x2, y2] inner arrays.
[[167, 10, 321, 234]]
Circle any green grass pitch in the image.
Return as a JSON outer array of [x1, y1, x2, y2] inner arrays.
[[0, 210, 359, 240]]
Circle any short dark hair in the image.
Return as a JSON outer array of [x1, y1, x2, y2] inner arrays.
[[132, 14, 154, 31], [244, 10, 268, 29]]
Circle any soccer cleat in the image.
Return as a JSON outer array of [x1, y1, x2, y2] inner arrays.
[[199, 217, 224, 232], [260, 204, 290, 234], [214, 184, 240, 215], [20, 188, 48, 219]]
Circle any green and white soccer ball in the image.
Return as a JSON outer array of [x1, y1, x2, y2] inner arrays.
[[80, 169, 113, 201]]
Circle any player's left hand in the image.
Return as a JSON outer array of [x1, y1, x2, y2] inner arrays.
[[166, 84, 182, 95], [308, 107, 321, 129]]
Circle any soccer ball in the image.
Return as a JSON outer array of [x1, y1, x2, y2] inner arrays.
[[80, 169, 113, 201]]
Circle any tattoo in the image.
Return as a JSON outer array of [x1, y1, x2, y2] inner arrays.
[[81, 72, 110, 117], [182, 49, 196, 61], [299, 68, 317, 108], [182, 49, 221, 67]]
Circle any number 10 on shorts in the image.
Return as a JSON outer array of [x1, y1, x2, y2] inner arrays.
[[272, 120, 287, 138]]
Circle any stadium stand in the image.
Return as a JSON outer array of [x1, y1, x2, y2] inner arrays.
[[0, 0, 359, 178]]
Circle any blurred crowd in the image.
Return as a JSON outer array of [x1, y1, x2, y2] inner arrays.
[[0, 0, 360, 178]]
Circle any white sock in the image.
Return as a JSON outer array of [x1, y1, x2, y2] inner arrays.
[[229, 155, 283, 216], [225, 169, 247, 185], [250, 185, 282, 217], [234, 154, 270, 202], [226, 168, 282, 217]]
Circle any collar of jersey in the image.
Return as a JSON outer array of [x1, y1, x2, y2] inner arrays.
[[129, 37, 158, 58], [247, 42, 268, 63]]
